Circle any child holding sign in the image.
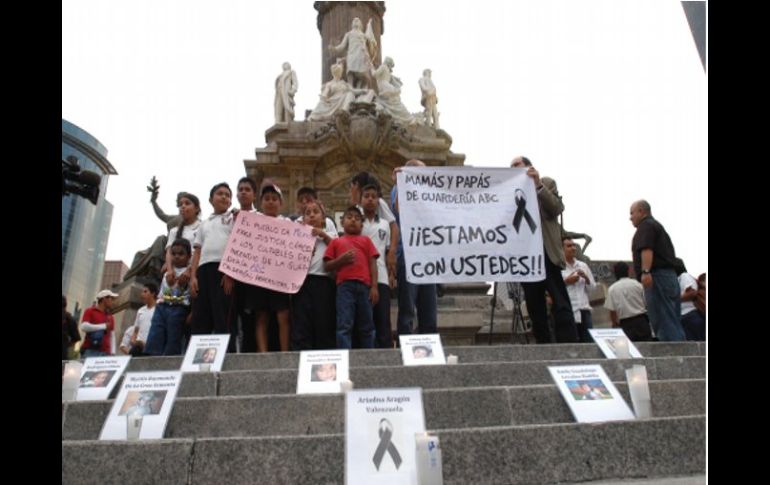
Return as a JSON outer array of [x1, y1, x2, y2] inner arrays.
[[324, 206, 379, 349], [253, 183, 292, 352], [291, 200, 337, 350]]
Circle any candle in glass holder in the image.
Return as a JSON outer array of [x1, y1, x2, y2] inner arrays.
[[625, 365, 652, 419], [199, 363, 211, 372], [62, 361, 83, 402], [613, 336, 631, 359], [126, 414, 143, 440], [415, 432, 443, 485], [339, 379, 354, 393], [446, 355, 458, 365]]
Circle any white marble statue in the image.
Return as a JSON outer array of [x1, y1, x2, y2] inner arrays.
[[328, 17, 377, 89], [309, 62, 374, 121], [274, 62, 298, 123], [419, 68, 440, 129], [373, 56, 416, 125]]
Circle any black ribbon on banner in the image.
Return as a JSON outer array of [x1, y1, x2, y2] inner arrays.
[[512, 189, 538, 234], [372, 418, 402, 471]]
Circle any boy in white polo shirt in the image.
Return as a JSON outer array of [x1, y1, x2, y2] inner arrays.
[[360, 182, 392, 348], [190, 182, 236, 352]]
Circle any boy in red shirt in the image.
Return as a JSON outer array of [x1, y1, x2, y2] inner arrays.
[[324, 206, 379, 349]]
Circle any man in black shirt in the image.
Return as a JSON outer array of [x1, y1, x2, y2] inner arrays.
[[629, 200, 685, 341]]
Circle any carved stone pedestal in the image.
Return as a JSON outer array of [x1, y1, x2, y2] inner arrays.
[[246, 103, 464, 217]]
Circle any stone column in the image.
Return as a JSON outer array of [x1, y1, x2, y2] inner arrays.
[[314, 1, 386, 84]]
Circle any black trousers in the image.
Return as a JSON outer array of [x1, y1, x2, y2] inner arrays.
[[522, 255, 578, 343], [191, 262, 236, 352], [291, 275, 337, 350]]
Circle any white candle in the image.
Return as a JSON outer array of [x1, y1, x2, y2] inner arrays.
[[625, 365, 652, 419], [613, 336, 631, 359], [339, 379, 354, 393], [415, 432, 444, 485], [126, 414, 143, 440], [199, 363, 211, 372], [62, 361, 83, 402], [446, 355, 458, 365]]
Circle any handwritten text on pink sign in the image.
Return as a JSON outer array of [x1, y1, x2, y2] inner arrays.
[[219, 212, 315, 294]]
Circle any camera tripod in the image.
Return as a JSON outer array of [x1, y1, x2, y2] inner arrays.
[[488, 281, 533, 345]]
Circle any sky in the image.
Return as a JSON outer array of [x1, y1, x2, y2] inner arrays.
[[62, 0, 707, 274]]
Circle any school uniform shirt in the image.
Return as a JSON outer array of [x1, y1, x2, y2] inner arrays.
[[134, 305, 156, 343], [361, 212, 391, 286], [166, 220, 201, 249], [195, 211, 235, 266]]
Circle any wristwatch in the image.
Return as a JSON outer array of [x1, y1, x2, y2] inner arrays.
[[641, 269, 651, 274]]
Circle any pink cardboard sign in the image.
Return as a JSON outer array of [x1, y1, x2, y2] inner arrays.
[[218, 211, 315, 294]]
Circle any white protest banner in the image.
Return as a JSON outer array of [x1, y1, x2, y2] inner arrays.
[[77, 355, 131, 401], [219, 211, 315, 294], [397, 166, 544, 284], [180, 334, 231, 372], [346, 388, 426, 485], [399, 334, 446, 366], [548, 365, 635, 423], [99, 371, 183, 440], [589, 329, 644, 359], [297, 350, 350, 394]]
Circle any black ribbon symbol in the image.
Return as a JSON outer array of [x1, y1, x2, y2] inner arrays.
[[512, 189, 538, 234], [372, 418, 402, 471]]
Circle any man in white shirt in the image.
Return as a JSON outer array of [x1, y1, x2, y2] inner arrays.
[[561, 238, 597, 342], [604, 262, 653, 341]]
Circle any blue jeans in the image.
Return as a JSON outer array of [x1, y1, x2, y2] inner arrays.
[[82, 348, 108, 358], [144, 304, 190, 355], [336, 280, 375, 349], [644, 269, 685, 341], [396, 254, 437, 336]]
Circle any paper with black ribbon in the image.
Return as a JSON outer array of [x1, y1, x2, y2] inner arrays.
[[346, 388, 426, 485]]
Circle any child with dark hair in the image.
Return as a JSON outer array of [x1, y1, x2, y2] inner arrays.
[[164, 192, 201, 288], [291, 186, 339, 234], [190, 183, 237, 352], [145, 239, 193, 355], [233, 177, 260, 352], [253, 182, 292, 352], [324, 206, 379, 349], [360, 182, 393, 348], [291, 200, 337, 350], [124, 282, 158, 356]]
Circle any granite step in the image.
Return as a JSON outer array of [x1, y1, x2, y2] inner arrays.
[[62, 415, 705, 485], [62, 379, 704, 441]]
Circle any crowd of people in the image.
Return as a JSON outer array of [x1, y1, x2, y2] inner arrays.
[[62, 156, 706, 361]]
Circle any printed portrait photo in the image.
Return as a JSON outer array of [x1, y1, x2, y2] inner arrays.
[[411, 344, 433, 359], [192, 347, 217, 364], [118, 390, 168, 416], [310, 363, 337, 382], [79, 370, 116, 388], [566, 379, 613, 401]]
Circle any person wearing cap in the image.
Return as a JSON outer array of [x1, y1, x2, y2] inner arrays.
[[252, 181, 293, 352], [80, 289, 117, 357]]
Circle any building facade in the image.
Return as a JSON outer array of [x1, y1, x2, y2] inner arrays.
[[62, 119, 118, 317], [101, 260, 129, 291]]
